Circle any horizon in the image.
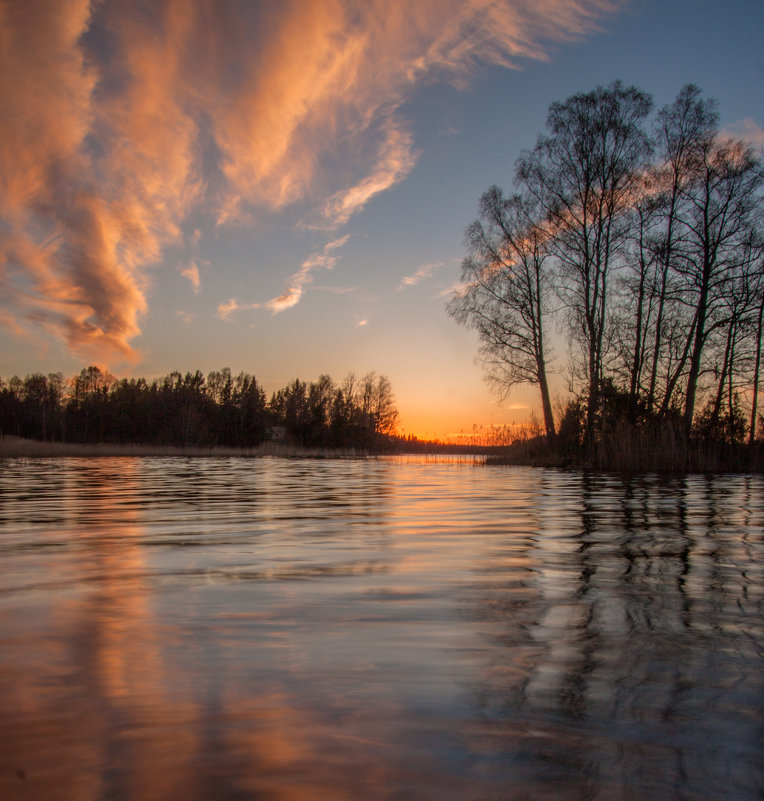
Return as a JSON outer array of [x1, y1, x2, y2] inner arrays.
[[1, 0, 763, 440]]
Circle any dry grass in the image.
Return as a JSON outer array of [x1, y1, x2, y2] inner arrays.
[[0, 436, 366, 460], [592, 421, 763, 473], [487, 422, 764, 473], [5, 432, 760, 472]]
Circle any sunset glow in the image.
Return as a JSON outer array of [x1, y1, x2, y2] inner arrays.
[[1, 0, 762, 437]]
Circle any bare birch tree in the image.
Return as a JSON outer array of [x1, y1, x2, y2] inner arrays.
[[448, 187, 556, 438], [516, 81, 652, 445]]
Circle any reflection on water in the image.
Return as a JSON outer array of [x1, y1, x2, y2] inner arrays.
[[0, 457, 762, 800]]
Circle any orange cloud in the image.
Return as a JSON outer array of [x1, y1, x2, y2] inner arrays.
[[180, 260, 201, 294], [397, 261, 445, 291], [310, 123, 419, 230], [0, 0, 622, 360], [265, 235, 350, 314], [217, 298, 240, 320], [721, 118, 764, 153]]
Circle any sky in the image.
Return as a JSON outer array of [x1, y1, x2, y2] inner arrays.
[[1, 0, 763, 439]]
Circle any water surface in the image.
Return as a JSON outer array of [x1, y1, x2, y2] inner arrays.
[[1, 456, 762, 800]]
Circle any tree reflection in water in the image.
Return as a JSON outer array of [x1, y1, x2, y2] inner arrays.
[[466, 471, 763, 801]]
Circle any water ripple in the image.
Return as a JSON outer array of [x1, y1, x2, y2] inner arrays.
[[0, 456, 762, 800]]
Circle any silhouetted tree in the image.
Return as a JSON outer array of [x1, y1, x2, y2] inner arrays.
[[749, 268, 764, 445], [0, 377, 23, 437], [671, 138, 763, 431], [644, 85, 720, 414], [516, 81, 653, 446], [68, 366, 116, 442], [455, 81, 764, 452], [448, 187, 556, 438], [359, 372, 399, 444], [234, 372, 267, 446]]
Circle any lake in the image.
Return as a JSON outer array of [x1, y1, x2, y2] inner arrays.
[[0, 456, 762, 800]]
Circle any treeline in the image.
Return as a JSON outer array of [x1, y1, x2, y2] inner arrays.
[[450, 82, 764, 458], [0, 366, 399, 450]]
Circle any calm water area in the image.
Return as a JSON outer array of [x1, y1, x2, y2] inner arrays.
[[0, 455, 762, 800]]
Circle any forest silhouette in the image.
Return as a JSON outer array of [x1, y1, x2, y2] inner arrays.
[[0, 367, 400, 451]]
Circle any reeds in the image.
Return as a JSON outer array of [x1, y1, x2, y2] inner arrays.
[[0, 436, 366, 460], [591, 421, 763, 473], [4, 430, 761, 472], [486, 421, 764, 473]]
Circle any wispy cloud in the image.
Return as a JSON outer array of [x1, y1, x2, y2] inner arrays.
[[0, 0, 621, 360], [721, 118, 764, 153], [438, 280, 469, 299], [179, 260, 201, 294], [217, 238, 357, 320], [265, 236, 350, 314], [308, 123, 420, 230], [397, 261, 445, 291], [217, 298, 240, 320]]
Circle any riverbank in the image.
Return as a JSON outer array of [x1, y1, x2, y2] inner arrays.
[[0, 436, 368, 459], [3, 433, 762, 472], [485, 431, 764, 473]]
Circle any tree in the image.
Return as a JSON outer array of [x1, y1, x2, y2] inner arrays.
[[359, 372, 399, 442], [749, 261, 764, 444], [644, 85, 719, 414], [516, 81, 653, 445], [612, 188, 658, 417], [69, 365, 116, 441], [448, 186, 556, 438], [671, 137, 763, 431], [0, 377, 23, 437], [234, 372, 267, 446], [453, 81, 764, 452], [306, 375, 335, 446]]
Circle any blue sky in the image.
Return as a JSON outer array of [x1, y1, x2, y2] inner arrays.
[[1, 0, 762, 438]]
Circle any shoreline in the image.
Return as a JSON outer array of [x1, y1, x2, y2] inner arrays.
[[2, 435, 761, 473], [0, 436, 369, 460], [0, 436, 487, 461]]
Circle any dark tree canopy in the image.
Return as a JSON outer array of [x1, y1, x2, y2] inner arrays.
[[451, 81, 764, 452], [0, 367, 399, 450]]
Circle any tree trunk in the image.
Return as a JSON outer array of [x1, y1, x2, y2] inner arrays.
[[749, 293, 764, 445], [660, 310, 698, 415], [537, 359, 555, 439], [707, 322, 734, 434], [726, 324, 737, 443], [683, 256, 711, 433], [629, 212, 649, 414]]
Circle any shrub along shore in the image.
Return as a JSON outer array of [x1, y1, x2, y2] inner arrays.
[[3, 431, 762, 473], [486, 425, 764, 473], [0, 436, 370, 459]]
